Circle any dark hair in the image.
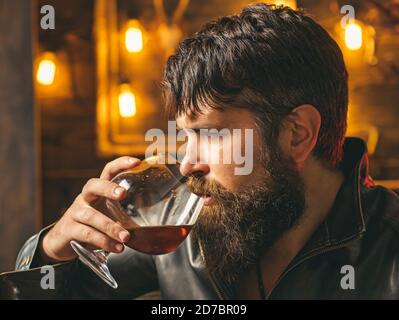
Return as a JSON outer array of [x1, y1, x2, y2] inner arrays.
[[162, 3, 348, 167]]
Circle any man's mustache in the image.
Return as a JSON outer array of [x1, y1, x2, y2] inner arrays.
[[187, 176, 228, 198]]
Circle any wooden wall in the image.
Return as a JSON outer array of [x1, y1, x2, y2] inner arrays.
[[0, 0, 36, 272]]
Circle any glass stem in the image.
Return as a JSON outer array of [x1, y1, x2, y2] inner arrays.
[[94, 250, 109, 263]]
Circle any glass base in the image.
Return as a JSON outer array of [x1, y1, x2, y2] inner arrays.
[[70, 240, 118, 289]]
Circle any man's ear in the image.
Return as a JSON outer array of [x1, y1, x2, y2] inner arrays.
[[279, 104, 321, 166]]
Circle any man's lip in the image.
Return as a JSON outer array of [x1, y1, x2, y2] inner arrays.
[[201, 195, 214, 206]]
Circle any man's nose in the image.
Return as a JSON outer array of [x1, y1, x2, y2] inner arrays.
[[179, 154, 210, 178]]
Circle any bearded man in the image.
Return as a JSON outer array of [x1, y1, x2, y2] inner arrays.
[[10, 3, 399, 299]]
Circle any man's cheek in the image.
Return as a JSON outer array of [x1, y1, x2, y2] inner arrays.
[[210, 163, 244, 192]]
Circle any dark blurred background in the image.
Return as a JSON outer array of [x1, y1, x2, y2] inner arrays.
[[0, 0, 398, 272]]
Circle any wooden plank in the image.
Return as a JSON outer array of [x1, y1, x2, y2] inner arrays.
[[0, 0, 37, 272]]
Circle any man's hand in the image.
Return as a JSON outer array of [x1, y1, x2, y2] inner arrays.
[[40, 156, 141, 262]]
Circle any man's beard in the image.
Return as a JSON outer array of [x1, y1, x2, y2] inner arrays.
[[188, 147, 306, 286]]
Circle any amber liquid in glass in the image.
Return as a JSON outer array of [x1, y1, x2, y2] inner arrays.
[[125, 225, 193, 255]]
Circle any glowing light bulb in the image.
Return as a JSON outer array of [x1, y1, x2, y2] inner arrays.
[[36, 52, 56, 85], [272, 0, 297, 9], [125, 20, 143, 53], [345, 22, 363, 51], [118, 84, 136, 118]]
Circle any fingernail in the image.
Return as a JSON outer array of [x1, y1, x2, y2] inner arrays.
[[119, 230, 130, 242], [128, 158, 136, 164], [114, 187, 124, 196], [115, 243, 124, 252]]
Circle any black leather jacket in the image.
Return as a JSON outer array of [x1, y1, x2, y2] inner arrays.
[[2, 137, 399, 299]]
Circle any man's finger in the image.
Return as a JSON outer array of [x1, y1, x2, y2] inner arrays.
[[72, 224, 125, 253], [81, 178, 126, 203], [100, 156, 141, 180], [72, 205, 130, 243]]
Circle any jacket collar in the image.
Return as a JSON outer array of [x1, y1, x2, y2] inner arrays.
[[288, 137, 370, 265]]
